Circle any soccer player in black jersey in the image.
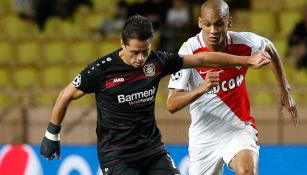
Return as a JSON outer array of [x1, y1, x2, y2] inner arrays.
[[40, 15, 270, 175]]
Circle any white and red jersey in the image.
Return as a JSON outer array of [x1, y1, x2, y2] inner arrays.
[[168, 31, 268, 159]]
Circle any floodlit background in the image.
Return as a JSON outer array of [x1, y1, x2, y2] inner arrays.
[[0, 0, 306, 174]]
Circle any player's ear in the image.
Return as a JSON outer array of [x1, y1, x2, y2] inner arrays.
[[228, 16, 233, 28], [120, 39, 125, 48], [198, 17, 202, 28]]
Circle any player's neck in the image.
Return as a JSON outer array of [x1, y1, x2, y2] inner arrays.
[[203, 33, 228, 52], [206, 42, 227, 52], [118, 50, 131, 66]]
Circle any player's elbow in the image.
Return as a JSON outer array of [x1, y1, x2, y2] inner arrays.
[[167, 105, 177, 114], [166, 100, 180, 114]]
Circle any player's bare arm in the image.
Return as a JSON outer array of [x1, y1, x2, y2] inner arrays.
[[265, 40, 298, 125], [167, 70, 222, 113], [50, 84, 85, 125], [40, 84, 85, 161], [182, 51, 271, 69]]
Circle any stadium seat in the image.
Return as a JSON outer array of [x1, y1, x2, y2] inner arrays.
[[97, 38, 120, 56], [70, 39, 98, 64], [0, 67, 12, 89], [67, 65, 85, 80], [44, 17, 83, 38], [31, 92, 58, 107], [41, 65, 68, 88], [245, 68, 265, 86], [250, 11, 277, 38], [250, 92, 277, 106], [84, 12, 108, 33], [278, 10, 302, 37], [1, 14, 39, 37], [262, 68, 278, 86], [251, 0, 283, 11], [293, 69, 307, 86], [231, 10, 251, 32], [71, 94, 95, 107], [0, 94, 15, 108], [59, 20, 84, 38], [271, 38, 288, 58], [13, 66, 40, 89], [282, 0, 306, 9], [92, 0, 116, 13], [16, 40, 42, 65], [0, 40, 14, 65], [292, 92, 306, 105], [42, 39, 70, 64]]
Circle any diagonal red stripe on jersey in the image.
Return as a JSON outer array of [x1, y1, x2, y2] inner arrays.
[[193, 44, 256, 128], [105, 64, 162, 89]]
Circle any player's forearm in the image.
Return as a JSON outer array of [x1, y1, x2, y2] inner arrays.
[[199, 52, 248, 67], [50, 89, 71, 125], [167, 87, 206, 113], [267, 44, 291, 92]]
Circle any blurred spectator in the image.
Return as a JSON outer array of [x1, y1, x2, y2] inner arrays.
[[288, 5, 307, 69], [166, 0, 190, 28], [15, 0, 33, 12], [128, 0, 171, 30], [19, 0, 93, 31], [97, 0, 128, 36], [159, 0, 191, 52]]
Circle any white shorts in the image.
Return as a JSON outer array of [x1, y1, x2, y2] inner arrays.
[[189, 124, 260, 175]]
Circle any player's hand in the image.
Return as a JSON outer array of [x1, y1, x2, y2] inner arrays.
[[279, 91, 298, 126], [200, 70, 223, 93], [40, 122, 62, 160], [248, 51, 271, 69]]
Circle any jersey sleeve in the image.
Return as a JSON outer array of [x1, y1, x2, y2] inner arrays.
[[168, 69, 191, 90], [156, 51, 183, 76], [244, 32, 270, 54], [168, 41, 193, 90], [71, 60, 104, 93]]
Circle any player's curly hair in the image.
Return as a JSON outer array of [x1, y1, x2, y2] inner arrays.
[[121, 15, 153, 45]]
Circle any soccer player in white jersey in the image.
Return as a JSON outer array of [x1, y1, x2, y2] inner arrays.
[[167, 0, 298, 175]]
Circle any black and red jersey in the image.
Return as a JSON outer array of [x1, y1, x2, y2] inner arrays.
[[72, 49, 183, 167]]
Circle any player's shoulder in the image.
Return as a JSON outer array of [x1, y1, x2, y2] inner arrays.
[[152, 50, 179, 59], [182, 31, 203, 52], [229, 31, 267, 42], [84, 51, 118, 73], [229, 31, 270, 47]]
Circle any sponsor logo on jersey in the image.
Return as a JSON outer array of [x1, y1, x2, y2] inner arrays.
[[207, 74, 244, 94], [143, 63, 155, 77], [171, 71, 181, 81], [113, 78, 124, 83], [72, 74, 81, 87], [117, 86, 156, 105]]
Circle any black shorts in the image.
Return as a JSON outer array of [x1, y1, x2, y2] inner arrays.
[[100, 153, 181, 175]]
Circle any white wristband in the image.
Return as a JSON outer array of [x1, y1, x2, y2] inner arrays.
[[45, 130, 60, 141]]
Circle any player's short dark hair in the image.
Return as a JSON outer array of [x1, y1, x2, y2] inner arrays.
[[121, 15, 153, 45]]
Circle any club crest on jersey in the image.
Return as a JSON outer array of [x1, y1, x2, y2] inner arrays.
[[72, 74, 81, 87], [143, 63, 155, 77]]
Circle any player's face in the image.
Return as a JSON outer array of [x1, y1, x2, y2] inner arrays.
[[121, 39, 151, 68], [198, 7, 231, 50]]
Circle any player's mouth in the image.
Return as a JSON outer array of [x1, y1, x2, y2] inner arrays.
[[209, 36, 219, 43], [134, 62, 143, 67]]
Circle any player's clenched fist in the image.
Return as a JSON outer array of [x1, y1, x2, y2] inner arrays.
[[40, 122, 61, 160]]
